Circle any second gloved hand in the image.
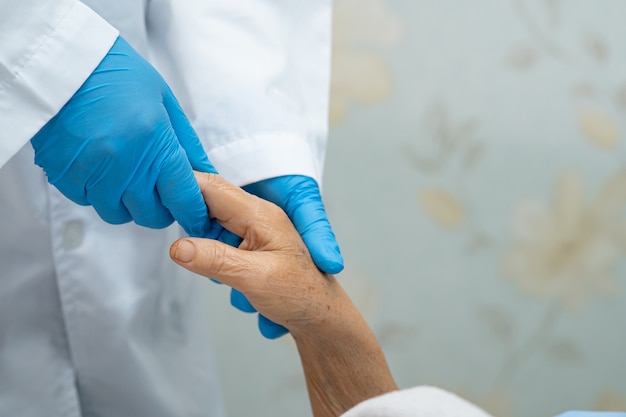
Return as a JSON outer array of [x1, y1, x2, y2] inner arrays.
[[30, 36, 215, 236], [228, 174, 344, 339], [244, 175, 344, 273]]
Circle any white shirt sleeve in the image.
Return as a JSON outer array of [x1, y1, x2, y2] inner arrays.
[[145, 0, 332, 186], [0, 0, 118, 169], [341, 386, 495, 417]]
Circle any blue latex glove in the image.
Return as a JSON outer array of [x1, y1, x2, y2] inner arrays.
[[555, 413, 626, 417], [229, 174, 344, 339], [31, 36, 215, 237]]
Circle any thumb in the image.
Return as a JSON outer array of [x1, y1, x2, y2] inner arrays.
[[292, 202, 344, 275], [170, 238, 258, 291], [282, 178, 344, 274]]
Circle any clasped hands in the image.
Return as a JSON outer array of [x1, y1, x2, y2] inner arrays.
[[171, 172, 348, 336], [171, 173, 398, 417], [29, 36, 342, 338]]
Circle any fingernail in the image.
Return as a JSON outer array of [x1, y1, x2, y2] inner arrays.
[[175, 240, 195, 263]]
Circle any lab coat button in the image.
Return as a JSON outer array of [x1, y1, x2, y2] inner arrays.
[[62, 220, 84, 250]]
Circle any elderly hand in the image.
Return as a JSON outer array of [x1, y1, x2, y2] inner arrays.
[[224, 175, 343, 339], [228, 174, 344, 339], [170, 173, 397, 417], [169, 172, 345, 334]]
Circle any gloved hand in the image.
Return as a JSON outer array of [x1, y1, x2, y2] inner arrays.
[[228, 174, 344, 339], [31, 36, 215, 237], [554, 413, 626, 417]]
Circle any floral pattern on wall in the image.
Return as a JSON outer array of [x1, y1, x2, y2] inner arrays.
[[503, 169, 626, 309], [397, 1, 626, 415], [329, 0, 402, 124], [209, 1, 626, 416]]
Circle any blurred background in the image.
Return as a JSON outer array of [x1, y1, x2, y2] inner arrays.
[[205, 1, 626, 416]]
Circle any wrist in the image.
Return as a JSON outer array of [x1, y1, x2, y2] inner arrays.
[[290, 280, 398, 417]]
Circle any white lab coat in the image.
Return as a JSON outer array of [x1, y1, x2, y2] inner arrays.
[[0, 1, 331, 416], [341, 386, 494, 417]]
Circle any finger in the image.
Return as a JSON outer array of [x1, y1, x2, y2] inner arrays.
[[281, 178, 344, 274], [291, 202, 344, 274], [258, 314, 288, 339], [169, 237, 260, 291], [230, 288, 257, 313], [201, 214, 244, 248], [90, 202, 132, 225], [215, 227, 243, 247], [194, 172, 287, 242], [163, 90, 217, 174], [156, 139, 211, 237], [122, 180, 174, 229], [53, 180, 90, 206], [84, 176, 133, 225]]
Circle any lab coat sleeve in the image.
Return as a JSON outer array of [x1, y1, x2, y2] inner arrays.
[[0, 0, 118, 169], [146, 0, 332, 187], [341, 386, 495, 417]]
